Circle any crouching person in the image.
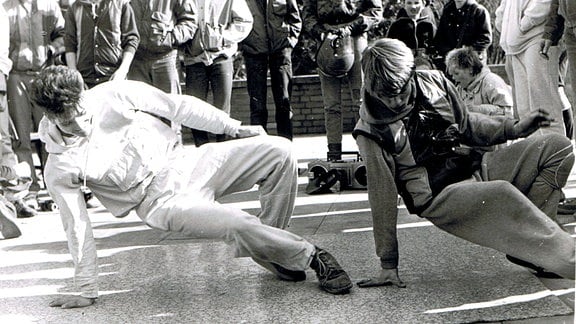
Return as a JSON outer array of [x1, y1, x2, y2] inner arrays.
[[32, 66, 353, 309], [354, 39, 575, 288]]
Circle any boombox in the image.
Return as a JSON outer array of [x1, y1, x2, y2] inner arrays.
[[306, 152, 367, 194]]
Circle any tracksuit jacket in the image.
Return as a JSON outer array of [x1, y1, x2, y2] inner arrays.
[[64, 0, 140, 84]]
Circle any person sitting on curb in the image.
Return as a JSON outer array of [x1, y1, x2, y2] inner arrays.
[[353, 39, 575, 289], [32, 66, 353, 309]]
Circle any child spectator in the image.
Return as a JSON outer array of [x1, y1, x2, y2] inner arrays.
[[445, 47, 513, 117]]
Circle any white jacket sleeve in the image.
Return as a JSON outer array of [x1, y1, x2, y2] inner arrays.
[[45, 155, 99, 299], [116, 82, 242, 136]]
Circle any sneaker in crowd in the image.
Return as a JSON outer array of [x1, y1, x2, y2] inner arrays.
[[252, 258, 307, 282], [14, 199, 37, 218], [310, 246, 352, 294]]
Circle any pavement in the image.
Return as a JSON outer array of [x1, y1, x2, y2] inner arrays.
[[0, 134, 575, 324]]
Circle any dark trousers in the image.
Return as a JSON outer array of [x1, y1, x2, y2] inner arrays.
[[244, 48, 294, 140], [185, 57, 233, 146]]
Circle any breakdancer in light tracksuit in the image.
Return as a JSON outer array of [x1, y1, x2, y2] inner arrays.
[[33, 66, 353, 309]]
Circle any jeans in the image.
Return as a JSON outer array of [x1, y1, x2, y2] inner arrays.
[[6, 72, 46, 192], [185, 57, 233, 146], [244, 48, 294, 140], [320, 34, 367, 145], [128, 50, 181, 94]]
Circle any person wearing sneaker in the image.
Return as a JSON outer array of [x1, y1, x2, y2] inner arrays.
[[31, 66, 352, 309], [354, 39, 575, 289]]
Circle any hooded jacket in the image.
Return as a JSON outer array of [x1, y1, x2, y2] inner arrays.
[[64, 0, 140, 84], [39, 80, 241, 298], [353, 70, 518, 214]]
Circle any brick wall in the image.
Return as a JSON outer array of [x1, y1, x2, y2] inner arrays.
[[219, 64, 509, 136]]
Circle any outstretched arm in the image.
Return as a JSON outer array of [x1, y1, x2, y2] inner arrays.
[[355, 135, 406, 288]]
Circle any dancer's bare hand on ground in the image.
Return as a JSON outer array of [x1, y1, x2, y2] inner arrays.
[[356, 268, 407, 288], [234, 125, 267, 138], [49, 295, 96, 309]]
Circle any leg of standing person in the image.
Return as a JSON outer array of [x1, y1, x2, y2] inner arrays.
[[150, 51, 182, 94], [244, 53, 270, 132], [347, 35, 368, 122], [0, 100, 16, 167], [6, 73, 40, 193], [320, 71, 343, 161], [506, 45, 565, 136], [128, 56, 154, 86], [564, 27, 576, 135], [209, 57, 234, 142], [269, 47, 294, 140], [185, 62, 211, 146]]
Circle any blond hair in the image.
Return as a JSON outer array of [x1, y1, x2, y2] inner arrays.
[[362, 38, 415, 97]]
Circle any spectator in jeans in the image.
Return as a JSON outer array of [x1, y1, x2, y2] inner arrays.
[[3, 0, 65, 203], [240, 0, 301, 141], [63, 0, 140, 89], [183, 0, 252, 146], [302, 0, 383, 160]]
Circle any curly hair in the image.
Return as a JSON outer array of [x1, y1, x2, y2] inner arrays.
[[362, 38, 415, 97], [30, 66, 84, 120], [445, 47, 484, 77]]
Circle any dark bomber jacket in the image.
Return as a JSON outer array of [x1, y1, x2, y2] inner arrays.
[[241, 0, 302, 55], [64, 0, 140, 84]]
